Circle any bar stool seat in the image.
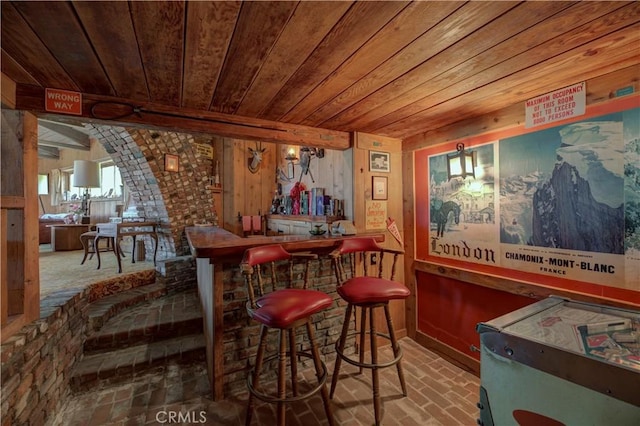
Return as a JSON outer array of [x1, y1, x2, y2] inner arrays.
[[241, 244, 334, 426], [329, 237, 410, 426], [337, 276, 410, 304], [251, 288, 332, 329]]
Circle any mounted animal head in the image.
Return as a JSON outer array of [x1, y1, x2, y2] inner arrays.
[[248, 142, 266, 174], [299, 147, 312, 176]]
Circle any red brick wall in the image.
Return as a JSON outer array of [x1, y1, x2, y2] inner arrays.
[[88, 124, 218, 258], [1, 293, 88, 424]]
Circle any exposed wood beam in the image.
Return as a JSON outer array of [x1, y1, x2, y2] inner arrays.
[[37, 145, 59, 159], [1, 72, 16, 109], [38, 117, 87, 129], [37, 138, 89, 151], [14, 84, 352, 149], [38, 120, 90, 148]]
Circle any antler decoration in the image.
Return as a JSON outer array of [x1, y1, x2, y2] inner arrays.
[[248, 141, 266, 174]]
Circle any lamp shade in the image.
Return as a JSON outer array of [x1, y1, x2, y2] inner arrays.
[[73, 160, 100, 188]]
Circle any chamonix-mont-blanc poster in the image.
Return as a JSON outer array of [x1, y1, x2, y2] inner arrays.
[[426, 108, 639, 290]]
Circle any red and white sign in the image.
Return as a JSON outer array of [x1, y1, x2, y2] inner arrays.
[[525, 82, 585, 128], [45, 88, 82, 115]]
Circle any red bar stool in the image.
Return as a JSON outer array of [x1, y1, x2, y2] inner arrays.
[[240, 244, 334, 426], [329, 237, 410, 426]]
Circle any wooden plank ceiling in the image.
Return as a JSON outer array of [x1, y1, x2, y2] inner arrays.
[[1, 1, 639, 145]]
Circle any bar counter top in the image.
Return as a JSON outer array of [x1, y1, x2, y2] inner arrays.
[[185, 225, 383, 261]]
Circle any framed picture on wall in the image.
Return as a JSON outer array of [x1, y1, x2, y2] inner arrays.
[[372, 176, 388, 200], [369, 150, 390, 172], [164, 154, 179, 172]]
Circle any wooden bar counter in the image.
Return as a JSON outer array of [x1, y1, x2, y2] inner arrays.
[[185, 225, 383, 401]]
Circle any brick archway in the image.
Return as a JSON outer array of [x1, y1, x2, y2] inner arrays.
[[88, 124, 217, 258]]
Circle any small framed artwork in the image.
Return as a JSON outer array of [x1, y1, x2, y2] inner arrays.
[[369, 150, 390, 172], [165, 154, 179, 172], [372, 176, 388, 200]]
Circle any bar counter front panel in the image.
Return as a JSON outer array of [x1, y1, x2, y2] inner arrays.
[[185, 226, 386, 400]]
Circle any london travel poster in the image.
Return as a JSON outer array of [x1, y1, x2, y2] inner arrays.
[[427, 108, 639, 290]]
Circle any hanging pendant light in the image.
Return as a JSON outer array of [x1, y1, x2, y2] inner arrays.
[[447, 143, 476, 180]]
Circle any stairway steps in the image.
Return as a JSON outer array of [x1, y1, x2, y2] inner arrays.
[[84, 289, 202, 352], [72, 285, 206, 392], [87, 282, 167, 332], [70, 333, 206, 392]]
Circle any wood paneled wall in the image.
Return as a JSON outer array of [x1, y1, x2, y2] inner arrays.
[[353, 132, 406, 336], [1, 109, 40, 341], [222, 139, 277, 234], [222, 138, 355, 235], [276, 144, 353, 218], [401, 65, 640, 370]]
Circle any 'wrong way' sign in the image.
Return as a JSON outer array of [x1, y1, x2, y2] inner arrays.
[[45, 88, 82, 115]]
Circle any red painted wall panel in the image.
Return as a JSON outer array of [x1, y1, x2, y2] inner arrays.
[[417, 271, 534, 360]]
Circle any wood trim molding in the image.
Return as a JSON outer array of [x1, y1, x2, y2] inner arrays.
[[414, 331, 480, 377], [0, 196, 25, 209], [414, 260, 640, 311], [13, 84, 351, 149], [402, 150, 417, 339]]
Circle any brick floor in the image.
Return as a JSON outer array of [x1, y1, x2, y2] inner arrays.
[[50, 338, 480, 425], [40, 249, 481, 425]]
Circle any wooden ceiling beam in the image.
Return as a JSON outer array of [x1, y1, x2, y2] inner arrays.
[[37, 138, 90, 151], [14, 84, 351, 150], [1, 72, 16, 109], [37, 145, 59, 159], [38, 120, 90, 148]]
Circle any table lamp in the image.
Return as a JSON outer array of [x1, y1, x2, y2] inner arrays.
[[73, 160, 100, 220]]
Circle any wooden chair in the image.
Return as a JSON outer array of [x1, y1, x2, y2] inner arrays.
[[79, 226, 122, 265], [240, 245, 334, 426], [329, 237, 409, 426]]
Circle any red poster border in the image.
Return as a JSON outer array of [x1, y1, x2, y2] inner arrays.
[[414, 94, 640, 305]]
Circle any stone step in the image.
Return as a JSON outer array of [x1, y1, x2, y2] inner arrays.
[[87, 282, 167, 332], [70, 333, 206, 392], [84, 289, 203, 352]]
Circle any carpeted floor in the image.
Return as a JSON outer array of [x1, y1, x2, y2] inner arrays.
[[39, 242, 155, 300]]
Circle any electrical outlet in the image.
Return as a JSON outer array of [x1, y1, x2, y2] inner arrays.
[[370, 253, 377, 265]]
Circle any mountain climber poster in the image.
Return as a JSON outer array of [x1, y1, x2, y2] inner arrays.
[[416, 102, 639, 291]]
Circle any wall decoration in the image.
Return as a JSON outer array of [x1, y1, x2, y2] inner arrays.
[[369, 150, 390, 172], [372, 176, 388, 200], [365, 200, 387, 230], [386, 217, 403, 246], [195, 142, 214, 159], [164, 154, 179, 172], [414, 95, 640, 301]]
